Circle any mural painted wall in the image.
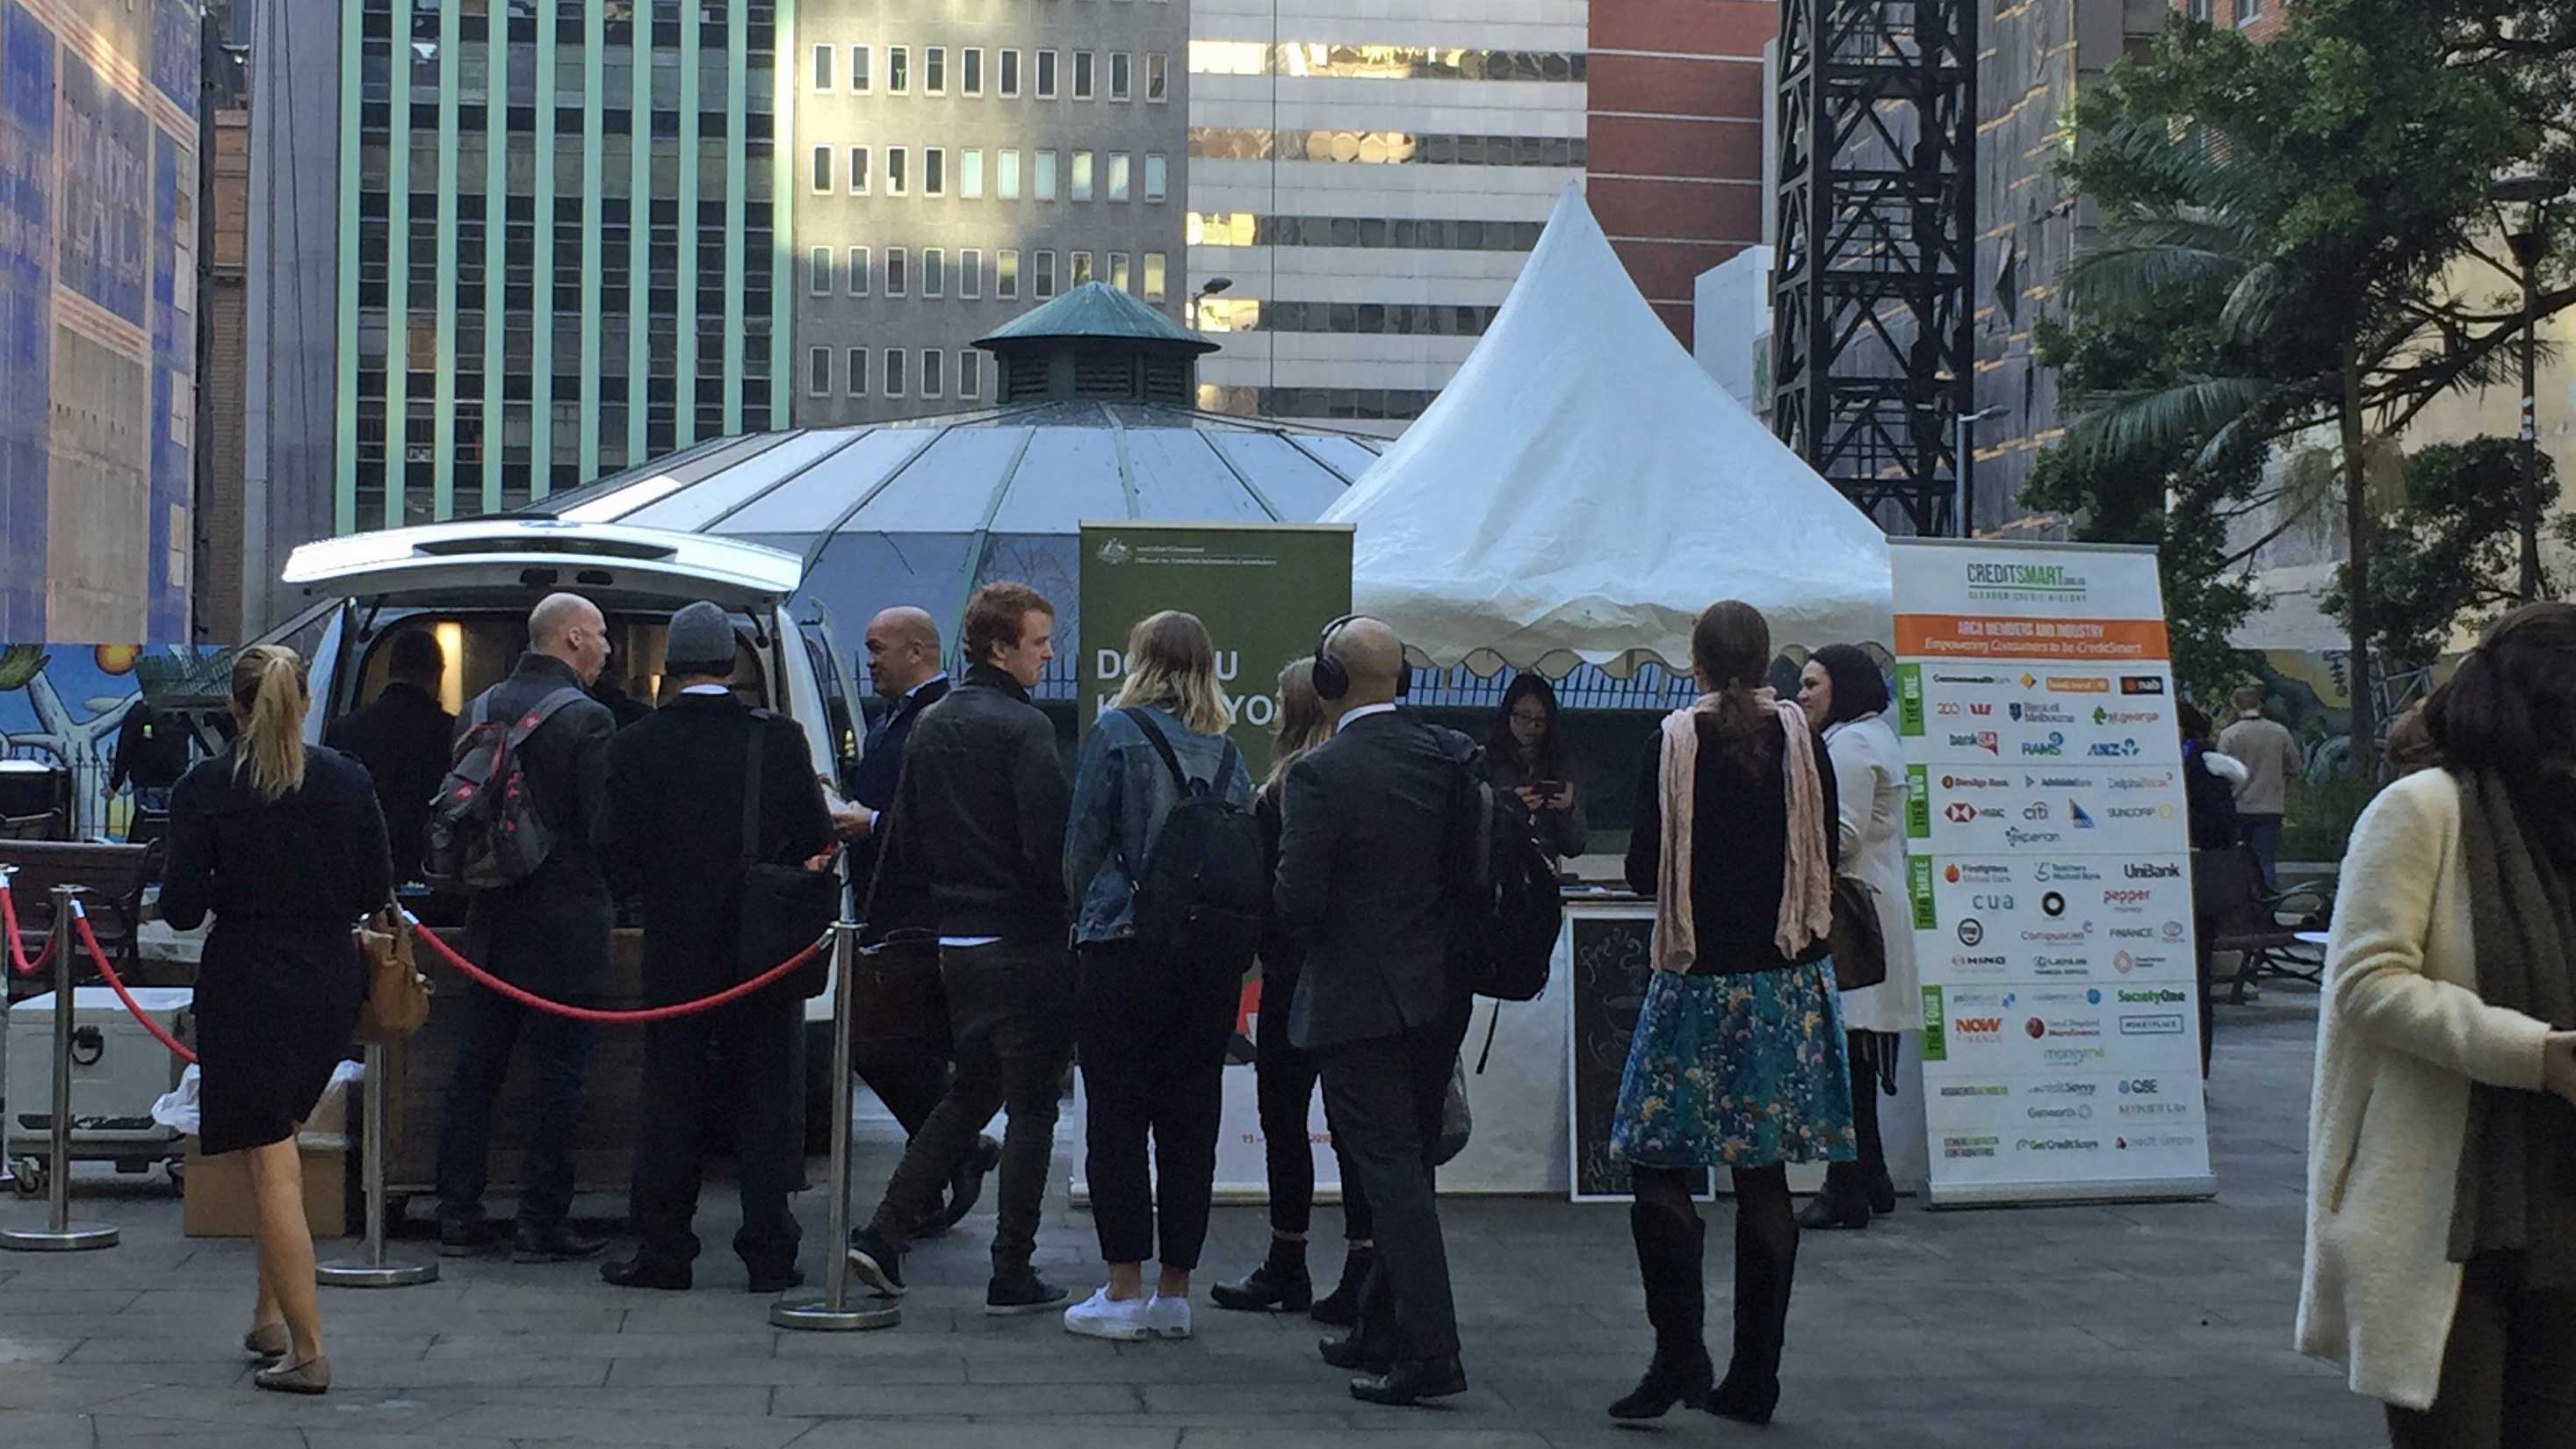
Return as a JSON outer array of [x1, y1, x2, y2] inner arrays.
[[0, 0, 198, 645], [0, 641, 227, 840]]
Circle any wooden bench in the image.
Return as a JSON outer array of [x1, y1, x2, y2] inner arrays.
[[0, 840, 154, 995]]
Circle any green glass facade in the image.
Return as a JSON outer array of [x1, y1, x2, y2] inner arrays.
[[337, 0, 792, 531]]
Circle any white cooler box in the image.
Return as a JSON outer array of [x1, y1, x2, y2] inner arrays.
[[4, 988, 194, 1162]]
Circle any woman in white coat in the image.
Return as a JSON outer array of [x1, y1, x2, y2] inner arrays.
[[1793, 645, 1917, 1230], [2298, 602, 2576, 1448]]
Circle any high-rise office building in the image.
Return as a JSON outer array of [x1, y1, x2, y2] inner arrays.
[[790, 0, 1189, 424], [332, 0, 790, 532]]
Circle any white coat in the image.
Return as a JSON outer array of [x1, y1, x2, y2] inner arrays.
[[1822, 712, 1917, 1034], [2295, 768, 2552, 1410]]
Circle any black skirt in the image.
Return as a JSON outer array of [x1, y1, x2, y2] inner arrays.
[[193, 920, 364, 1157]]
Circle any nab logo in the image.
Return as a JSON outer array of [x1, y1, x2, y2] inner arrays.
[[1945, 802, 1979, 825], [2120, 676, 2168, 696]]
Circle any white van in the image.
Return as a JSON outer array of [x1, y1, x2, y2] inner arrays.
[[277, 518, 866, 1154]]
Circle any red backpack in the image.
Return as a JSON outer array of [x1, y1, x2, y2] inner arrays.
[[420, 687, 589, 893]]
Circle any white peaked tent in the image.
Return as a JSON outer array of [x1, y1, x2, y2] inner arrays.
[[1323, 185, 1893, 676]]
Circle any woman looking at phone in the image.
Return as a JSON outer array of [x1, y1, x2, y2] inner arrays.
[[1488, 674, 1588, 863]]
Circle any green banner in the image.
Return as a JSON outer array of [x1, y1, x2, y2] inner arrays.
[[1077, 522, 1355, 778], [1919, 985, 1947, 1063], [1894, 662, 1926, 737]]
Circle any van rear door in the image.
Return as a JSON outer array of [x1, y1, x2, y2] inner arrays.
[[279, 520, 802, 613]]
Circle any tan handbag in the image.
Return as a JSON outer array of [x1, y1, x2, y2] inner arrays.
[[353, 905, 432, 1043]]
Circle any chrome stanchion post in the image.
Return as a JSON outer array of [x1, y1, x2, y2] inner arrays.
[[774, 922, 899, 1331], [1, 885, 119, 1251], [317, 1040, 437, 1287], [0, 866, 17, 1194]]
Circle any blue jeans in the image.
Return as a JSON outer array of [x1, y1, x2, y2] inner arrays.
[[2239, 814, 2284, 890], [436, 979, 596, 1232]]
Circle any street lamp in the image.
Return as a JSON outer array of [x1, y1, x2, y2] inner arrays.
[[1189, 275, 1234, 332], [2489, 173, 2562, 602], [1954, 406, 2007, 538]]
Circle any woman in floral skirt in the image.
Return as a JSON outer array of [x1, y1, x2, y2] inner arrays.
[[1608, 599, 1855, 1426]]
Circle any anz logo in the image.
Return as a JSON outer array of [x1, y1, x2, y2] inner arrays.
[[2087, 738, 2142, 758]]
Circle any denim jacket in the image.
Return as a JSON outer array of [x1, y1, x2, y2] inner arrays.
[[1064, 703, 1256, 944]]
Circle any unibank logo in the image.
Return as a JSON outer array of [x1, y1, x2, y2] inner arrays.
[[2125, 862, 2182, 880]]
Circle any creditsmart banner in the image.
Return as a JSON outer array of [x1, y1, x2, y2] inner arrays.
[[1074, 520, 1353, 1198], [1890, 539, 2216, 1207]]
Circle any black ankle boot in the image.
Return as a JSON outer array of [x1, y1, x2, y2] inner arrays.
[[1707, 1208, 1795, 1426], [1212, 1236, 1313, 1313], [1793, 1162, 1870, 1231], [1608, 1205, 1714, 1420], [1866, 1170, 1898, 1217], [1310, 1244, 1374, 1327]]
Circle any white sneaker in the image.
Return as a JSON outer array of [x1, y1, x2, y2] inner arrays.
[[1144, 1294, 1192, 1340], [1064, 1287, 1153, 1342]]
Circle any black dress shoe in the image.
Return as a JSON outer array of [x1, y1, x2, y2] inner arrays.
[[1318, 1332, 1394, 1375], [1350, 1355, 1468, 1407], [513, 1224, 607, 1263], [601, 1257, 693, 1291], [914, 1135, 1002, 1241], [1794, 1192, 1871, 1231], [1211, 1241, 1312, 1313], [1706, 1373, 1780, 1426], [437, 1221, 505, 1258], [1867, 1171, 1899, 1216], [747, 1266, 805, 1294]]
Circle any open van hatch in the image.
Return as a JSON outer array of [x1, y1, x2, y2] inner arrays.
[[280, 519, 804, 611]]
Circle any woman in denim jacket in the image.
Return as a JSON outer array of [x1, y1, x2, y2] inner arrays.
[[1061, 610, 1255, 1342]]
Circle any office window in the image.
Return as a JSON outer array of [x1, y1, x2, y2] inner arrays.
[[886, 246, 908, 296], [999, 149, 1022, 199], [1072, 150, 1094, 201], [847, 246, 871, 296], [962, 148, 984, 198], [848, 147, 870, 194], [886, 146, 907, 195], [811, 44, 833, 91], [1108, 153, 1129, 201], [1144, 153, 1166, 201], [1000, 49, 1021, 97], [807, 246, 833, 293], [889, 45, 909, 93], [1035, 150, 1057, 200], [921, 350, 944, 399], [960, 350, 981, 399], [2237, 0, 2262, 23], [1072, 251, 1094, 285], [851, 45, 871, 93], [963, 47, 983, 95], [999, 249, 1021, 299], [923, 248, 945, 298], [1073, 51, 1094, 99], [846, 348, 868, 395], [1147, 52, 1167, 103], [962, 249, 983, 299], [1110, 252, 1130, 292], [1144, 252, 1166, 302], [884, 348, 906, 397], [926, 47, 945, 94], [806, 346, 831, 394], [1035, 249, 1057, 298], [1110, 52, 1131, 101], [810, 145, 832, 192], [1035, 49, 1057, 98], [924, 148, 945, 196]]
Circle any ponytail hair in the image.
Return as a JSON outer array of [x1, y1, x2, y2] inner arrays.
[[229, 645, 309, 804], [1690, 600, 1777, 769]]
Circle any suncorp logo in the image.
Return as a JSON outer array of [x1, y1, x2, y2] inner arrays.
[[2023, 732, 2068, 758], [2106, 805, 2166, 820], [2126, 862, 2183, 880]]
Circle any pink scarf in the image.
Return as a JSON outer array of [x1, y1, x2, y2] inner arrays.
[[1651, 688, 1835, 973]]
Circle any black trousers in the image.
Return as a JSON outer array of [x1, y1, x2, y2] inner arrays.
[[630, 989, 805, 1276], [1318, 998, 1472, 1364], [1253, 966, 1374, 1241], [865, 939, 1074, 1276], [2387, 1258, 2576, 1449], [1078, 939, 1240, 1269], [436, 980, 595, 1232], [857, 1055, 951, 1136]]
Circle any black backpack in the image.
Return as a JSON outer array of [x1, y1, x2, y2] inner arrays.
[[1123, 709, 1266, 971], [2184, 741, 2240, 852], [421, 686, 589, 893], [1429, 728, 1563, 1003]]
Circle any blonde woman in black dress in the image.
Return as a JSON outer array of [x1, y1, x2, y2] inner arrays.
[[162, 646, 391, 1395]]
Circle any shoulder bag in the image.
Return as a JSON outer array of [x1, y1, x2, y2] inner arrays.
[[353, 902, 432, 1042]]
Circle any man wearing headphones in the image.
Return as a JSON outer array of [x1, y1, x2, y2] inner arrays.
[[1274, 616, 1475, 1406]]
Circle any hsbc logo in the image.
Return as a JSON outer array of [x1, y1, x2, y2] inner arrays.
[[1945, 802, 1980, 825]]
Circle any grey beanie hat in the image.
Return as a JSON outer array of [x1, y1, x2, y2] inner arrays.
[[665, 602, 737, 674]]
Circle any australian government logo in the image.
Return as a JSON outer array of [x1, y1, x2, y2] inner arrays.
[[1095, 537, 1134, 565], [1966, 560, 2091, 602]]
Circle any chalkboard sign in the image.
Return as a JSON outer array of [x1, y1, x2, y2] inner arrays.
[[1565, 906, 1713, 1201]]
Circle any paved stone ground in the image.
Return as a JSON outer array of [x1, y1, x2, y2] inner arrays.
[[0, 989, 2377, 1449]]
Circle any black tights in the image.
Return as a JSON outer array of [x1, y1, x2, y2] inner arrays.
[[1634, 1163, 1797, 1386], [1632, 1164, 1796, 1280]]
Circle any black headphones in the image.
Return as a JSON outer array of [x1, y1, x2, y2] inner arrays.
[[1312, 614, 1412, 702]]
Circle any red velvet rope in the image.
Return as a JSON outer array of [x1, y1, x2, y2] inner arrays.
[[2, 883, 54, 977], [408, 917, 827, 1024], [71, 904, 198, 1066]]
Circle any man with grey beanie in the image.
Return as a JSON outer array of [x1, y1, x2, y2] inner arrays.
[[595, 602, 835, 1291]]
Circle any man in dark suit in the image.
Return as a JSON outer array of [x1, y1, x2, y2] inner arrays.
[[326, 630, 454, 885], [1276, 616, 1473, 1406], [435, 592, 619, 1263], [595, 602, 834, 1293], [833, 605, 999, 1239]]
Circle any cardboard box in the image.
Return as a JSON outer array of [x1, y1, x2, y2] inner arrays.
[[180, 1063, 360, 1239]]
